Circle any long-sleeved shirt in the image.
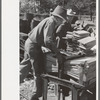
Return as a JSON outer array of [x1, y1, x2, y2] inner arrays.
[[28, 16, 64, 53]]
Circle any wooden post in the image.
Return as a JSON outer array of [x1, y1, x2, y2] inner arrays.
[[42, 79, 48, 100], [58, 61, 64, 100], [72, 86, 79, 100], [58, 85, 61, 100], [62, 89, 65, 100]]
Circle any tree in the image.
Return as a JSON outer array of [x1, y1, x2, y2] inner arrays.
[[20, 0, 96, 16], [67, 0, 96, 19]]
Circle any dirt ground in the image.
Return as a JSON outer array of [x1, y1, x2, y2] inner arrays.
[[20, 79, 72, 100]]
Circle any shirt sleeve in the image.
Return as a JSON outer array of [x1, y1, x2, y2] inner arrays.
[[43, 20, 60, 54]]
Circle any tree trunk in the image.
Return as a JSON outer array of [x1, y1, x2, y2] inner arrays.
[[90, 5, 92, 21], [79, 10, 81, 20], [90, 12, 92, 21]]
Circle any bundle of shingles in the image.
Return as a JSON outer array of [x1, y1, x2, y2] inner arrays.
[[65, 30, 96, 56], [73, 30, 90, 40], [78, 36, 96, 55]]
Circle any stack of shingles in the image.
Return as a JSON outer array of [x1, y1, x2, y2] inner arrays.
[[73, 30, 90, 40], [66, 30, 96, 55], [64, 56, 96, 86], [78, 36, 96, 50], [64, 30, 90, 52]]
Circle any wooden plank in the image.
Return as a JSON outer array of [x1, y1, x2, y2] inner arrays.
[[74, 30, 90, 35]]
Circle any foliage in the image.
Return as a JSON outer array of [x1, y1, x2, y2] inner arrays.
[[20, 0, 96, 15]]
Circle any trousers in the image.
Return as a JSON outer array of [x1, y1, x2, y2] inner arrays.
[[20, 38, 45, 99]]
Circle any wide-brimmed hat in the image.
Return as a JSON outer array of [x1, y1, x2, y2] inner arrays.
[[67, 9, 76, 16], [52, 5, 67, 20]]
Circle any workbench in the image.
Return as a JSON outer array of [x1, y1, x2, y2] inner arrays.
[[41, 52, 96, 100]]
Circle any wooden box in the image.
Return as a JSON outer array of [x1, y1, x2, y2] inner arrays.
[[64, 56, 96, 86], [44, 53, 96, 86]]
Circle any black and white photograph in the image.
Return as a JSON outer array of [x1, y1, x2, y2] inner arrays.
[[19, 0, 97, 100], [2, 0, 98, 100]]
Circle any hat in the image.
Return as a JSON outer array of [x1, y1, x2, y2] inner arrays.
[[52, 5, 67, 20], [67, 9, 76, 16]]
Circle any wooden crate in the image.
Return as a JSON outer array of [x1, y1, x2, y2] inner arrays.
[[44, 53, 96, 86], [64, 56, 96, 86]]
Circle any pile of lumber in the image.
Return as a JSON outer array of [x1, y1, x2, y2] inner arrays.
[[63, 29, 96, 56]]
